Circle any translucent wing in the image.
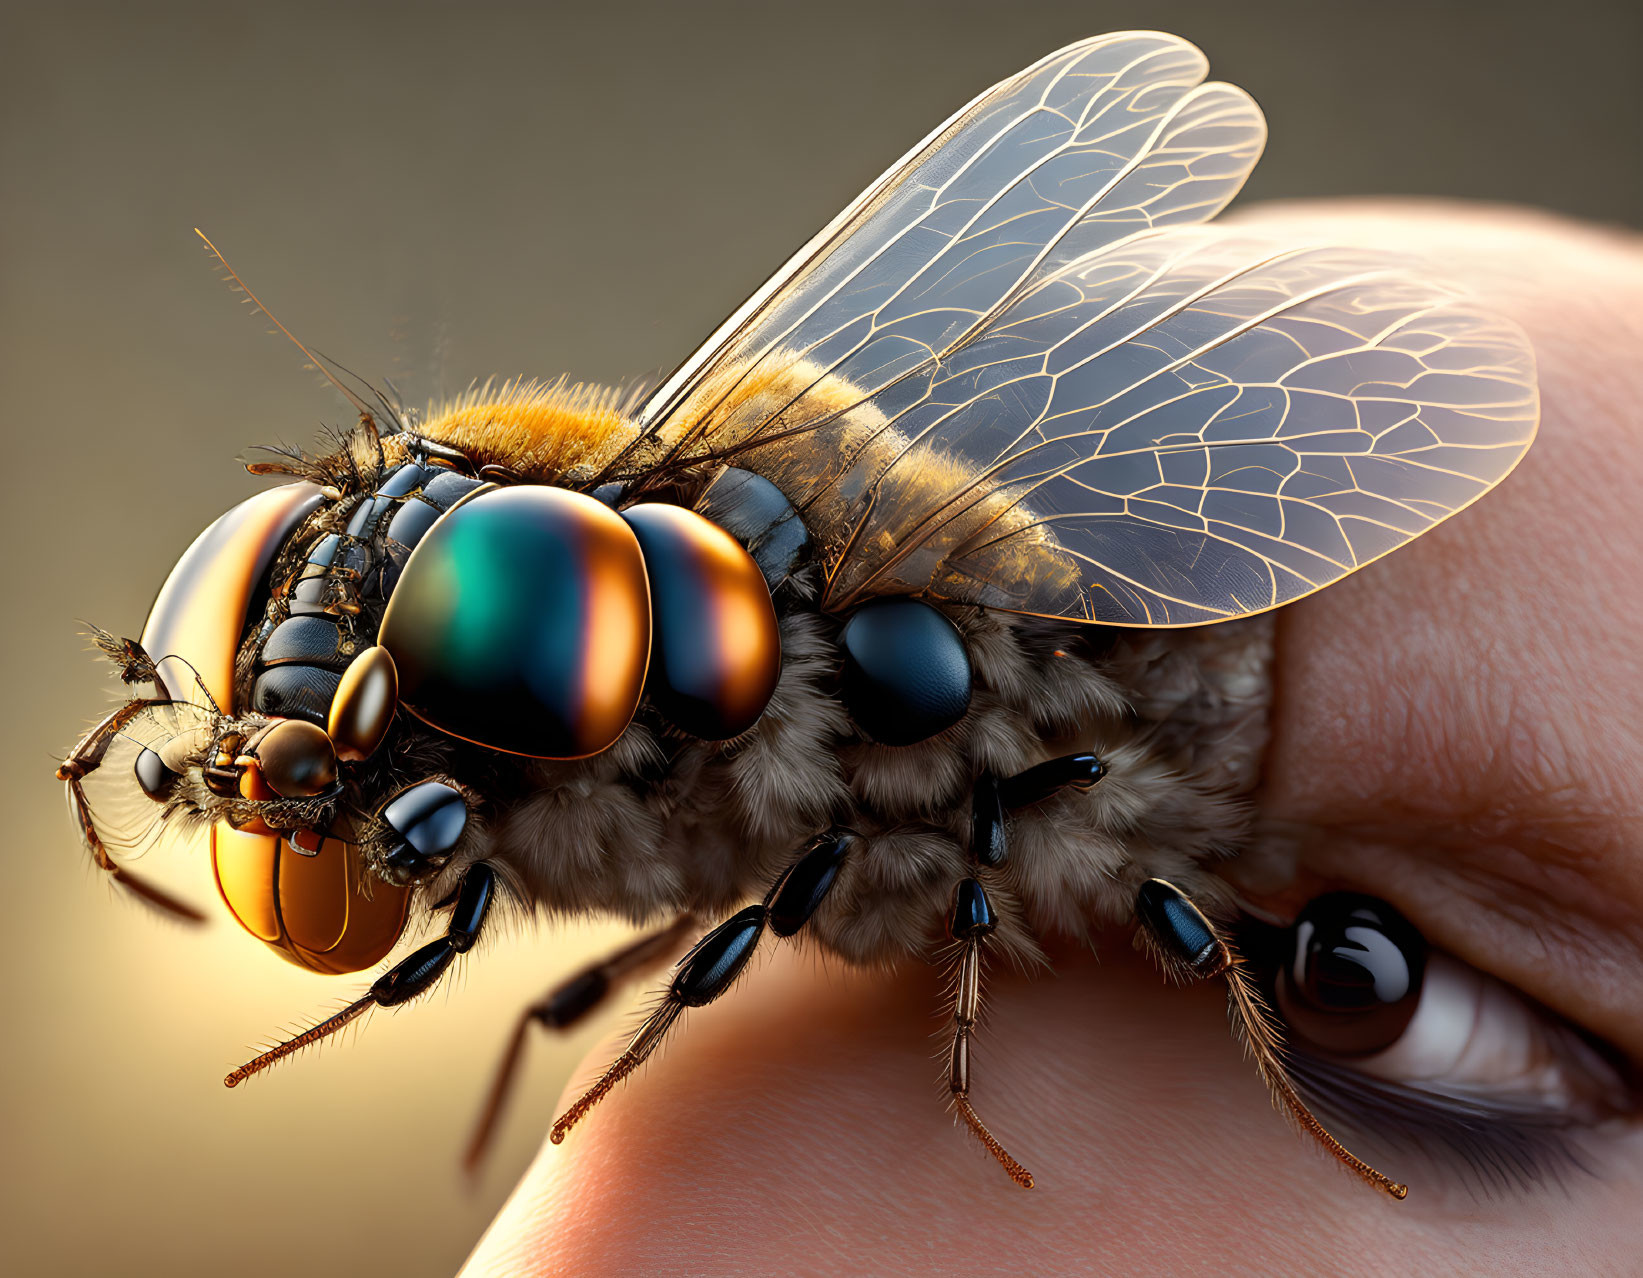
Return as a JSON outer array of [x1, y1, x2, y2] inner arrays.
[[808, 230, 1538, 622], [620, 34, 1537, 625], [624, 31, 1266, 470]]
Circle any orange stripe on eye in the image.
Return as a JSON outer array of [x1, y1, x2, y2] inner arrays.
[[578, 507, 654, 756], [621, 503, 781, 741]]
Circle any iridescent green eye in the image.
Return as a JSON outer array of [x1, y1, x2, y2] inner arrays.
[[378, 486, 651, 759]]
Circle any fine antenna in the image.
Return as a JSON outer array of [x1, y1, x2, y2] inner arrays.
[[313, 347, 408, 435], [194, 229, 379, 425]]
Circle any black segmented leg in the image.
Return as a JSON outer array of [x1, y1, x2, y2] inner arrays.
[[1133, 877, 1231, 979], [967, 752, 1108, 869], [997, 752, 1106, 811], [371, 863, 493, 1004], [937, 754, 1107, 1187], [943, 875, 1033, 1187], [1133, 878, 1408, 1200], [462, 913, 700, 1171], [970, 775, 1007, 866], [549, 910, 765, 1144], [550, 830, 858, 1147], [767, 830, 857, 934], [224, 862, 497, 1088]]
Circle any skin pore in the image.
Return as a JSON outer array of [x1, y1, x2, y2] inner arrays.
[[462, 204, 1643, 1276]]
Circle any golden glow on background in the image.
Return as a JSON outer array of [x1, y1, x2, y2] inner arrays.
[[6, 3, 1637, 1276]]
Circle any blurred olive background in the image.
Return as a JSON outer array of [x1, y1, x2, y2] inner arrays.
[[3, 1, 1637, 1274]]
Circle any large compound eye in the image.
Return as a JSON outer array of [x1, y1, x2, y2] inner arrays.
[[141, 483, 325, 711], [248, 719, 338, 798], [378, 486, 650, 759], [1276, 892, 1427, 1057]]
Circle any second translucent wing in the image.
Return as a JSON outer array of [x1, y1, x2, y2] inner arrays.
[[619, 34, 1537, 626], [800, 230, 1538, 622]]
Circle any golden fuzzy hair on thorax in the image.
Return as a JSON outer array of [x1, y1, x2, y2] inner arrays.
[[417, 376, 643, 482], [655, 355, 1084, 610], [413, 357, 1086, 619]]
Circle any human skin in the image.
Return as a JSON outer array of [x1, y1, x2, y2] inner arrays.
[[461, 204, 1643, 1277]]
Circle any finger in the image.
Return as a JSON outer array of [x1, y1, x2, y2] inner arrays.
[[463, 945, 1418, 1274], [1235, 201, 1643, 1060], [462, 203, 1643, 1275], [465, 940, 1606, 1275]]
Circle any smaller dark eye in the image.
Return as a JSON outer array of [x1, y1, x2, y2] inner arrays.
[[133, 747, 176, 801], [1277, 892, 1427, 1057], [254, 719, 338, 798]]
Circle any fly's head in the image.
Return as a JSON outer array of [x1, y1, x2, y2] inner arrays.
[[63, 465, 429, 973]]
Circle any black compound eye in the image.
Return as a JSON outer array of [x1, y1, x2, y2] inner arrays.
[[382, 781, 468, 858], [133, 747, 176, 801], [1277, 892, 1428, 1057], [838, 598, 972, 746]]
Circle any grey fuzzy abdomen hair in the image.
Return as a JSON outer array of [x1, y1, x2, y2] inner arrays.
[[481, 592, 1274, 969]]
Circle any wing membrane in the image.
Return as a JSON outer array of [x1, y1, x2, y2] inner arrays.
[[813, 230, 1538, 622], [627, 32, 1265, 470], [622, 34, 1537, 626]]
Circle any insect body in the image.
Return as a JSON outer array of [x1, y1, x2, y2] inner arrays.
[[60, 32, 1538, 1197]]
